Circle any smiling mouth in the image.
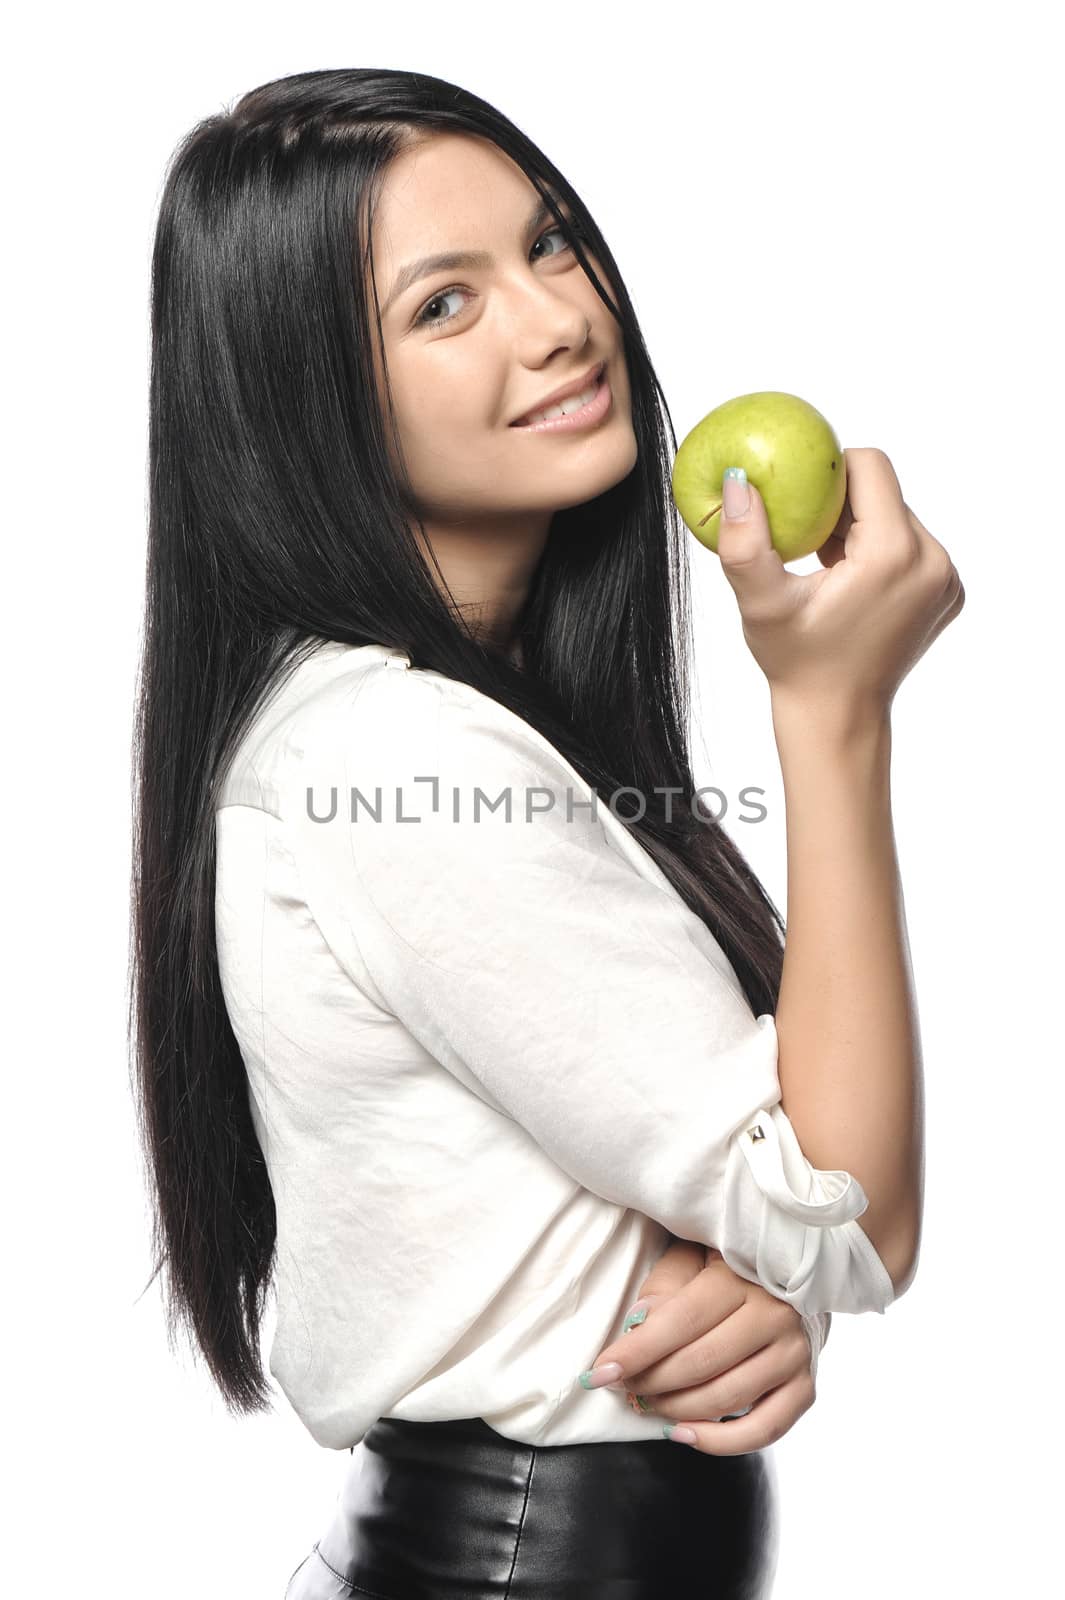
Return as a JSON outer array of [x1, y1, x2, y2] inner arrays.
[[510, 362, 608, 428], [509, 366, 613, 433]]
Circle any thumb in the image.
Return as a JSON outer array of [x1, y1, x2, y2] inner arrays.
[[715, 467, 789, 610]]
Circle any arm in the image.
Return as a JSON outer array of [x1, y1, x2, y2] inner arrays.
[[713, 447, 964, 1299], [770, 705, 922, 1296]]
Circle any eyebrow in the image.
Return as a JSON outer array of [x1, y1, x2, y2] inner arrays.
[[381, 196, 563, 318]]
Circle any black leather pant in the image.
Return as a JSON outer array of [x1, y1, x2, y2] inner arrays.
[[285, 1415, 778, 1599]]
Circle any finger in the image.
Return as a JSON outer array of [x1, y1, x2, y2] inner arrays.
[[830, 488, 855, 543], [582, 1295, 675, 1391], [638, 1320, 809, 1418], [715, 474, 800, 616], [903, 504, 964, 619], [844, 446, 905, 518], [815, 530, 848, 568], [915, 579, 964, 661], [590, 1269, 748, 1387], [814, 481, 854, 567], [929, 576, 966, 639], [839, 447, 915, 564], [618, 1292, 799, 1398], [905, 508, 940, 572], [664, 1371, 816, 1458], [902, 501, 930, 538], [902, 498, 954, 570]]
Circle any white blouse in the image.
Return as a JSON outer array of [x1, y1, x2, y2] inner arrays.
[[213, 640, 894, 1451]]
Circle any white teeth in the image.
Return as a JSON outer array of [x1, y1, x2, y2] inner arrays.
[[519, 377, 601, 426]]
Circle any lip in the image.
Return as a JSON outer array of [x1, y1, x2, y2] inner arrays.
[[509, 360, 607, 427]]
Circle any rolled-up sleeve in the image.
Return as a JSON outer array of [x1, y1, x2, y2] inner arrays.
[[286, 664, 895, 1320]]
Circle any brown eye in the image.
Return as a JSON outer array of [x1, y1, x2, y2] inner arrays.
[[413, 287, 469, 330], [531, 224, 570, 260], [413, 220, 583, 331]]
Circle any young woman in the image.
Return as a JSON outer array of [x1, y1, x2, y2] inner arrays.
[[131, 66, 962, 1598]]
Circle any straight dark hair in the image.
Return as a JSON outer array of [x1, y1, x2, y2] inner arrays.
[[130, 66, 786, 1417]]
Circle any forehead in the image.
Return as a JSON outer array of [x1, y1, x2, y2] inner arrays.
[[370, 132, 547, 267]]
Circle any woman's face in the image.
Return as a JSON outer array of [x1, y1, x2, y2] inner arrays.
[[368, 132, 637, 530]]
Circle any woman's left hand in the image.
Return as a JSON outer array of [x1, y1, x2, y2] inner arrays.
[[586, 1238, 823, 1456]]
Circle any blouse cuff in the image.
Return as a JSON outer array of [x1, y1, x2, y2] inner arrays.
[[735, 1096, 871, 1227]]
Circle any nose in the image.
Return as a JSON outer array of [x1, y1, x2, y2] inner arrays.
[[510, 274, 593, 368]]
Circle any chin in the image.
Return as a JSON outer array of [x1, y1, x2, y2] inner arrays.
[[549, 457, 637, 513], [568, 430, 639, 504]]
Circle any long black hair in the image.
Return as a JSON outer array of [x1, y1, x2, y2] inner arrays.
[[130, 66, 786, 1417]]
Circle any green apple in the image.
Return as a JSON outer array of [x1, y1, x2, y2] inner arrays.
[[671, 391, 847, 562]]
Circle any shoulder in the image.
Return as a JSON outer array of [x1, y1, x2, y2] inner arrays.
[[218, 644, 471, 814], [220, 646, 630, 901], [284, 654, 609, 909], [291, 653, 581, 811], [279, 657, 640, 996]]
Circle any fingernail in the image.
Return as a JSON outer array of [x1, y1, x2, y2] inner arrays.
[[578, 1362, 624, 1390], [622, 1305, 648, 1333], [722, 466, 749, 519], [663, 1423, 698, 1445]]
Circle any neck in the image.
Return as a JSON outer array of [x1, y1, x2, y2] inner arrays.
[[413, 512, 549, 665]]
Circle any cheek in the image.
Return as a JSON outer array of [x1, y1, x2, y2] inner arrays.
[[388, 369, 502, 498], [400, 364, 498, 446], [386, 365, 449, 448]]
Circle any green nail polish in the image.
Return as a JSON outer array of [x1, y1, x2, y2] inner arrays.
[[622, 1307, 648, 1332]]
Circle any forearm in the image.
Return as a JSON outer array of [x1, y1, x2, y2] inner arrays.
[[770, 697, 924, 1295]]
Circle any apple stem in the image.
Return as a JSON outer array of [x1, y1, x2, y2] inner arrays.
[[697, 501, 722, 528]]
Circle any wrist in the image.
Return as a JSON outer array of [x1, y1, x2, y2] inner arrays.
[[769, 687, 893, 752]]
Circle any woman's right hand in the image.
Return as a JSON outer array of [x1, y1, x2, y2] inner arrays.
[[585, 1241, 823, 1457], [715, 448, 965, 719]]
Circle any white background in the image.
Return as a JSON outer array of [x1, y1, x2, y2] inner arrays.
[[6, 1, 1061, 1594]]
